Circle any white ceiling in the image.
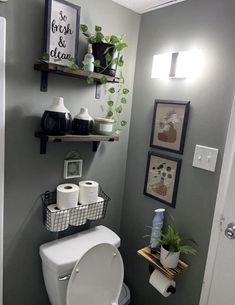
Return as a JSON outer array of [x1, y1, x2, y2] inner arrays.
[[112, 0, 187, 14]]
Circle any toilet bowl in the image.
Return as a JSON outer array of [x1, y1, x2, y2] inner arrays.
[[40, 225, 131, 305]]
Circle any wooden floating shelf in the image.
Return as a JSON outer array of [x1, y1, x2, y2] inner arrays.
[[35, 132, 119, 154], [34, 63, 119, 93], [137, 246, 188, 280]]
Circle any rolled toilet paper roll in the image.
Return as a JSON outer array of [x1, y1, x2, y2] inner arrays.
[[149, 269, 176, 297], [46, 204, 70, 232], [69, 205, 88, 226], [57, 183, 79, 210], [87, 196, 105, 220], [79, 180, 99, 205]]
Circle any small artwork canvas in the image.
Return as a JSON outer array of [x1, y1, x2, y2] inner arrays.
[[144, 152, 181, 207], [150, 100, 190, 154]]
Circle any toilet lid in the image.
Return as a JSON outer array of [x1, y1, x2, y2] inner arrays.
[[67, 243, 124, 305]]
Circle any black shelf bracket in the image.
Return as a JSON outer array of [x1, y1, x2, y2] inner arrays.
[[37, 133, 49, 154], [93, 141, 100, 152], [41, 71, 48, 92]]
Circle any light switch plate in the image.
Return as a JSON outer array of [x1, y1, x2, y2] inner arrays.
[[193, 145, 219, 172]]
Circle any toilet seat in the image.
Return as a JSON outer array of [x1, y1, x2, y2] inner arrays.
[[66, 243, 124, 305]]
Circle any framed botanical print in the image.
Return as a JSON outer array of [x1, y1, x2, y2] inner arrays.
[[144, 152, 182, 207], [150, 100, 190, 154], [44, 0, 81, 67]]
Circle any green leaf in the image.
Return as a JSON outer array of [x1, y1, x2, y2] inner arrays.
[[104, 46, 112, 55], [122, 88, 129, 94], [107, 100, 114, 107], [40, 52, 49, 61], [104, 35, 111, 43], [115, 105, 123, 114], [95, 32, 104, 42], [111, 57, 119, 65], [115, 128, 121, 135], [117, 55, 124, 67], [116, 42, 128, 52], [100, 76, 107, 84], [107, 111, 114, 118], [95, 25, 102, 32], [87, 76, 94, 85], [81, 24, 88, 32], [120, 97, 127, 104], [105, 53, 112, 63], [110, 35, 120, 44], [88, 36, 97, 43], [121, 120, 127, 127], [108, 87, 115, 94], [70, 63, 79, 71], [93, 60, 101, 67]]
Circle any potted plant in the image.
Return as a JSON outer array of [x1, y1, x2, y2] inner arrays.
[[158, 224, 197, 268], [80, 24, 127, 77]]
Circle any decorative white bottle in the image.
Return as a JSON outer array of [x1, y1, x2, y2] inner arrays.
[[83, 44, 94, 72], [72, 108, 94, 135]]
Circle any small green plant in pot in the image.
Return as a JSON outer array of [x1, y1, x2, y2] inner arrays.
[[80, 24, 127, 77], [158, 224, 197, 268]]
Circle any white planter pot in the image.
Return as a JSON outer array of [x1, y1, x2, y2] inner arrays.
[[160, 245, 180, 268]]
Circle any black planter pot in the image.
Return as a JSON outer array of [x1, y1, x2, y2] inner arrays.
[[41, 111, 72, 135], [92, 43, 118, 77]]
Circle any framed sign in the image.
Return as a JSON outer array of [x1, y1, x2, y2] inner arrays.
[[150, 100, 190, 154], [144, 152, 181, 208], [44, 0, 81, 66]]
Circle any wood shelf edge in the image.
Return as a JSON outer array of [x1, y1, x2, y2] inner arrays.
[[137, 246, 188, 280], [34, 63, 119, 83], [35, 132, 119, 154]]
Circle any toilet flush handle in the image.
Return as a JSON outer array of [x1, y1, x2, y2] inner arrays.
[[58, 274, 71, 281]]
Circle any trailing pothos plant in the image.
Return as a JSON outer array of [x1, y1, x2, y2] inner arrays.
[[105, 84, 129, 134], [81, 24, 130, 134]]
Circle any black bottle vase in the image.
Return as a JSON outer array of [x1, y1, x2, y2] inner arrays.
[[41, 97, 72, 135]]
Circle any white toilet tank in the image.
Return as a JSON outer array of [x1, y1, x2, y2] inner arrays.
[[40, 226, 127, 305]]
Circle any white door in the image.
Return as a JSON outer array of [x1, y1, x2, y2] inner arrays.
[[0, 16, 5, 305], [199, 95, 235, 305]]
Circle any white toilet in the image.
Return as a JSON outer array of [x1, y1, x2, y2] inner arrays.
[[40, 226, 131, 305]]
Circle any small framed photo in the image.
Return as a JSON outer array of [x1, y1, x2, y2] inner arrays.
[[44, 0, 81, 66], [150, 100, 190, 154], [64, 159, 83, 179], [144, 152, 182, 207]]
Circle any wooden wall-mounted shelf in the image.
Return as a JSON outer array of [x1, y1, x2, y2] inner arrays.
[[137, 246, 188, 280], [34, 63, 119, 95], [35, 132, 119, 154]]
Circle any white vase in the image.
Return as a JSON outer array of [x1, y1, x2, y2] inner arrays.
[[160, 245, 180, 268]]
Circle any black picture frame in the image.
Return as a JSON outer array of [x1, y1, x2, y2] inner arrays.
[[43, 0, 81, 66], [143, 152, 182, 208], [150, 100, 190, 154]]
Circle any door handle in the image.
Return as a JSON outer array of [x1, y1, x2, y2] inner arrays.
[[225, 223, 235, 239]]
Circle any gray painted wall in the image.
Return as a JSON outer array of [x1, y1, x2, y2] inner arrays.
[[0, 1, 140, 304], [120, 0, 235, 305]]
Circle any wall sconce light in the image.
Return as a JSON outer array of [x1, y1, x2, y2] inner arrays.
[[152, 50, 203, 79]]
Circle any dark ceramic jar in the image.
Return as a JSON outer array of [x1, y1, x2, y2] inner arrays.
[[72, 108, 93, 135], [41, 97, 72, 135]]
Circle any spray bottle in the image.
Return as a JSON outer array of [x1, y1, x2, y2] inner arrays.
[[150, 208, 165, 253]]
